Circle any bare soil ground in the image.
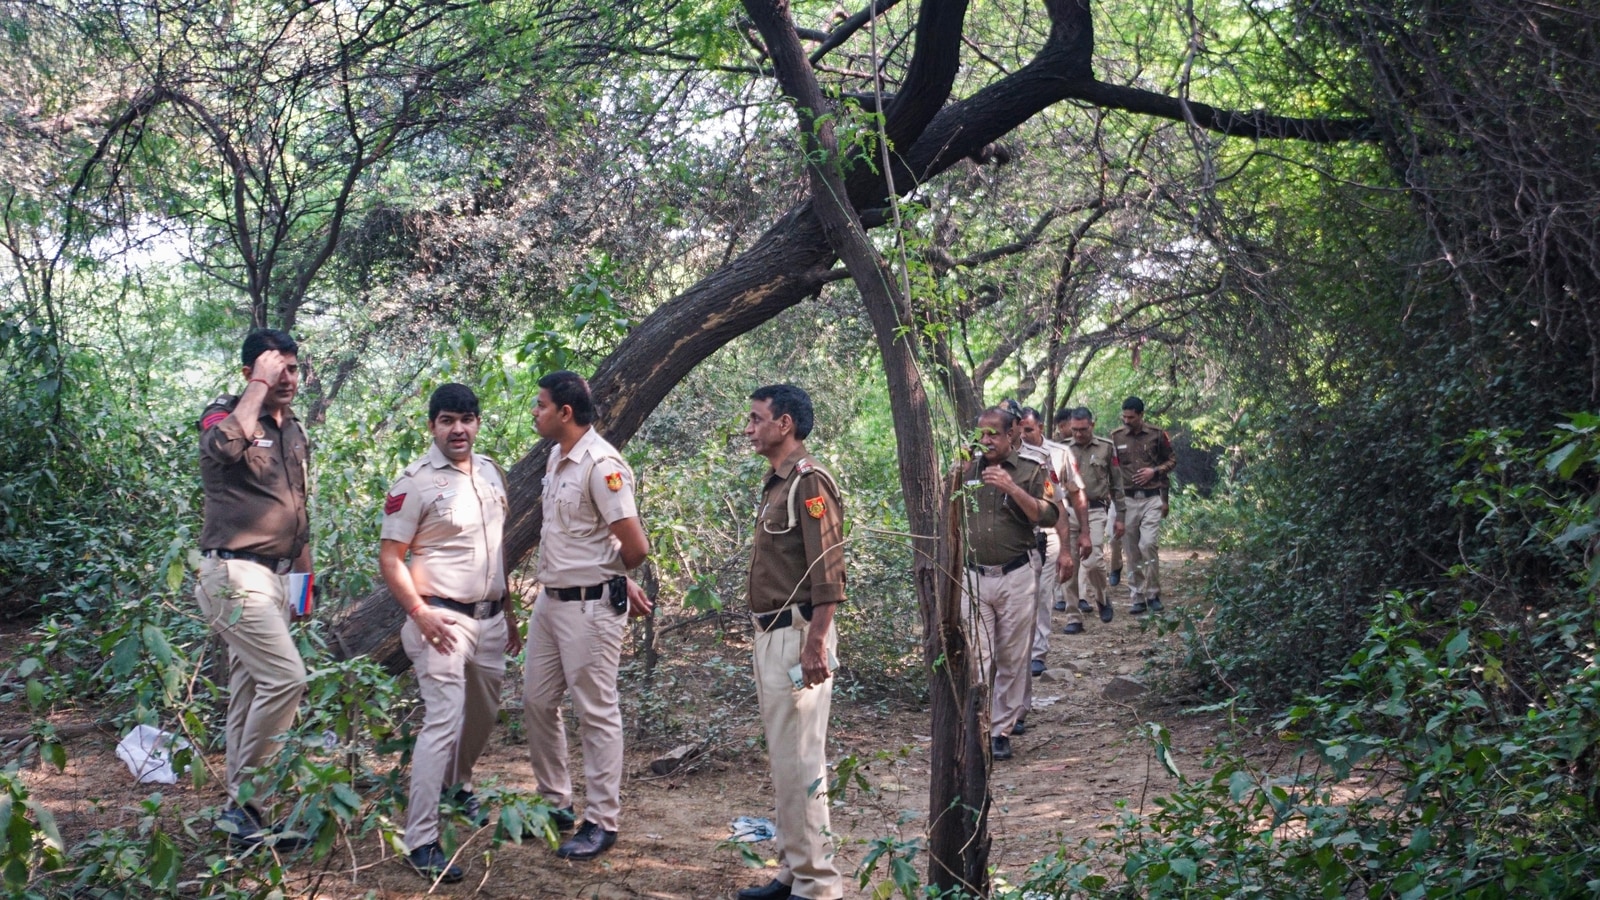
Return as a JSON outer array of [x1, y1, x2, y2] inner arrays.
[[5, 549, 1242, 898]]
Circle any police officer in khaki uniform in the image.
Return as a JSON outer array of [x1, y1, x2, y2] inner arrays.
[[1110, 396, 1175, 613], [1018, 408, 1089, 684], [956, 406, 1058, 761], [1058, 409, 1123, 586], [736, 384, 845, 900], [379, 384, 517, 883], [1060, 407, 1125, 633], [521, 370, 652, 861], [195, 328, 311, 849]]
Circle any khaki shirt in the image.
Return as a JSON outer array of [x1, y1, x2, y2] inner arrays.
[[537, 427, 639, 588], [380, 444, 508, 603], [957, 451, 1058, 566], [1068, 435, 1124, 504], [747, 447, 846, 615], [1110, 422, 1175, 493], [198, 395, 310, 560]]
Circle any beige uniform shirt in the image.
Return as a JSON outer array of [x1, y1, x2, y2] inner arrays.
[[1067, 435, 1124, 504], [537, 427, 639, 588], [381, 444, 509, 603]]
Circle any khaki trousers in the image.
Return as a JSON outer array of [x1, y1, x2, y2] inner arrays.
[[1123, 494, 1164, 602], [523, 588, 627, 831], [753, 616, 842, 900], [1031, 531, 1061, 662], [401, 614, 507, 851], [1063, 507, 1109, 626], [961, 564, 1035, 738], [195, 555, 307, 805]]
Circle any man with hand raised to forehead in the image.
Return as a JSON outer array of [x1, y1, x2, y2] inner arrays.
[[379, 384, 516, 884], [955, 406, 1058, 762], [737, 384, 846, 900], [521, 370, 652, 861], [195, 328, 311, 849]]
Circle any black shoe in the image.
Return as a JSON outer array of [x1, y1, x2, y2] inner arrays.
[[1130, 599, 1149, 614], [551, 805, 577, 833], [1030, 658, 1045, 677], [556, 821, 617, 860], [1052, 599, 1067, 612], [1109, 568, 1121, 586], [1063, 622, 1084, 634], [1077, 598, 1093, 614], [218, 805, 309, 852], [1012, 717, 1027, 735], [449, 788, 488, 828], [1098, 599, 1114, 623], [407, 841, 464, 883], [1149, 594, 1164, 612], [737, 879, 794, 900], [991, 736, 1013, 761]]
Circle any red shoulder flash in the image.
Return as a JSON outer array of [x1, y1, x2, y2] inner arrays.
[[200, 411, 229, 431], [796, 458, 814, 475], [605, 471, 623, 492], [805, 495, 827, 519], [384, 493, 406, 515]]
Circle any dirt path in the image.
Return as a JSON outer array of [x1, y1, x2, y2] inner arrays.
[[7, 550, 1222, 898]]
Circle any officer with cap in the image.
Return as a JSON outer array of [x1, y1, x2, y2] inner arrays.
[[736, 384, 846, 900], [379, 383, 517, 883], [195, 327, 311, 849], [521, 370, 652, 861]]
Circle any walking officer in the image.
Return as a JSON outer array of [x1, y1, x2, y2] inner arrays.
[[521, 370, 652, 860], [1060, 407, 1124, 633], [195, 328, 311, 848], [379, 384, 517, 883], [1110, 396, 1175, 613], [955, 406, 1058, 761], [736, 384, 846, 900]]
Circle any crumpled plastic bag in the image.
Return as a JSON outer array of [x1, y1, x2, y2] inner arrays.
[[728, 815, 776, 842], [115, 725, 191, 784]]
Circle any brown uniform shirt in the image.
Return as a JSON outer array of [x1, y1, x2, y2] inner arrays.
[[1110, 422, 1175, 494], [1068, 435, 1124, 505], [747, 447, 846, 614], [381, 444, 509, 603], [198, 395, 310, 560], [958, 452, 1058, 566]]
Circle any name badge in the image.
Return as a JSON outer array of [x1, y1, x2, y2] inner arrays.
[[253, 439, 274, 448], [437, 490, 457, 500]]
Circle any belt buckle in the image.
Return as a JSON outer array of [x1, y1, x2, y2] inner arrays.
[[977, 563, 1001, 577], [274, 558, 292, 575], [473, 600, 492, 619]]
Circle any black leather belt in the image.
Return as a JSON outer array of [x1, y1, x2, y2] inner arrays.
[[425, 596, 502, 619], [755, 603, 813, 631], [203, 548, 292, 575], [966, 552, 1032, 578], [549, 584, 605, 602], [1087, 498, 1110, 509], [1128, 488, 1162, 498]]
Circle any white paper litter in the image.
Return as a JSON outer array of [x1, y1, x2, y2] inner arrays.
[[115, 725, 191, 784]]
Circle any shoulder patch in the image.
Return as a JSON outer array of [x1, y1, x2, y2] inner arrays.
[[200, 410, 229, 432], [384, 493, 406, 515], [1043, 479, 1055, 499], [805, 495, 827, 519], [796, 458, 814, 475], [605, 471, 623, 492]]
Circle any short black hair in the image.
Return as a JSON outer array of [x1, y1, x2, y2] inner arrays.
[[979, 405, 1017, 431], [241, 328, 297, 368], [1020, 406, 1043, 424], [750, 384, 814, 440], [429, 383, 480, 422], [1069, 406, 1095, 422], [1053, 407, 1073, 425], [1000, 398, 1023, 422], [538, 370, 597, 425], [1122, 396, 1146, 414]]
